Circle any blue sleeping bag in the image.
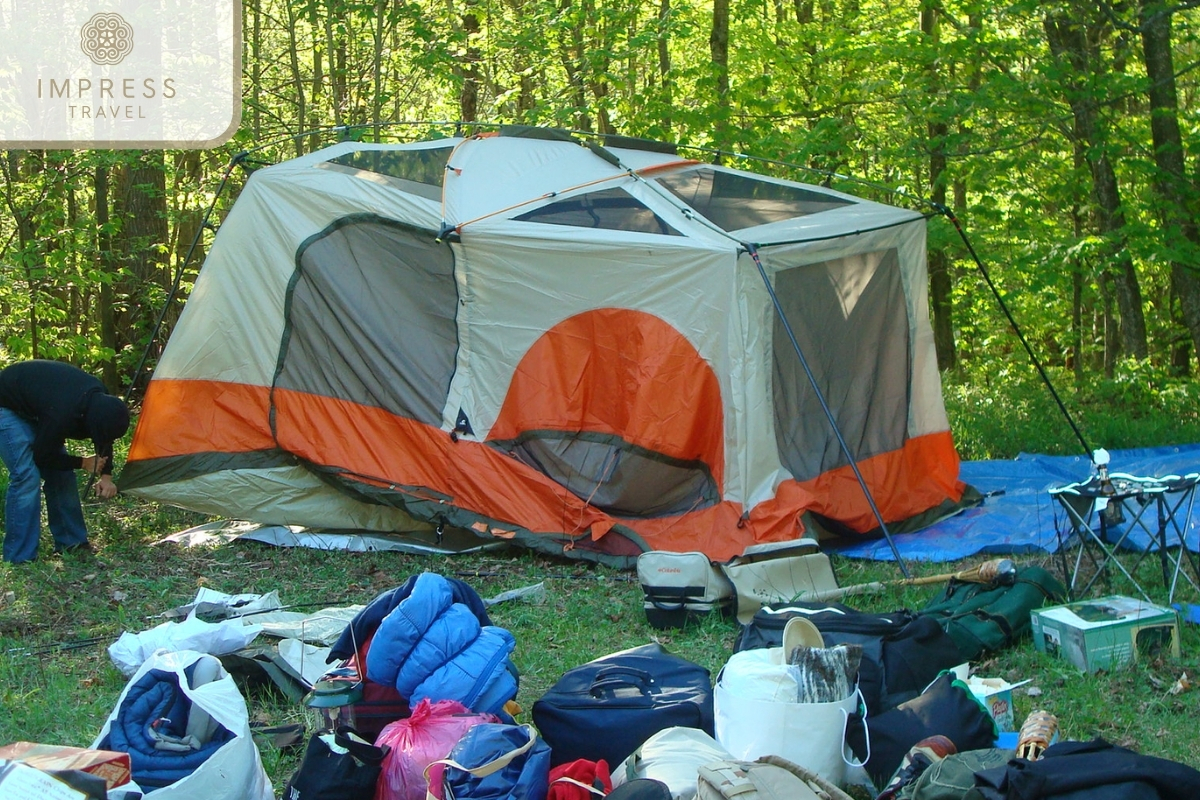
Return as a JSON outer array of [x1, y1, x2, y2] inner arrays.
[[363, 572, 519, 715], [100, 665, 233, 789]]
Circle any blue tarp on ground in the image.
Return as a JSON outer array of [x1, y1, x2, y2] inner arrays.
[[828, 443, 1200, 562]]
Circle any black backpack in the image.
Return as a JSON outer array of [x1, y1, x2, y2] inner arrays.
[[734, 602, 963, 716]]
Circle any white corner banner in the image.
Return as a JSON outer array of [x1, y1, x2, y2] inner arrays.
[[0, 0, 241, 148]]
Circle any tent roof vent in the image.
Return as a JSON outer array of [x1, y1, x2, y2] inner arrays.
[[656, 167, 854, 231]]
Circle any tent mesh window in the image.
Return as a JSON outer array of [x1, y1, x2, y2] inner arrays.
[[772, 248, 910, 481], [275, 215, 458, 426], [656, 168, 853, 231], [322, 147, 451, 199], [496, 433, 720, 518], [514, 187, 682, 235]]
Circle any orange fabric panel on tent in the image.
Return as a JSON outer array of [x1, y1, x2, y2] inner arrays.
[[797, 430, 965, 533], [489, 307, 725, 487], [129, 379, 275, 460], [271, 387, 622, 537], [624, 479, 819, 560], [128, 380, 960, 561], [273, 385, 813, 560]]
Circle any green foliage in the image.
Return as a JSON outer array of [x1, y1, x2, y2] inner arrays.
[[1, 0, 1199, 384], [945, 359, 1200, 460]]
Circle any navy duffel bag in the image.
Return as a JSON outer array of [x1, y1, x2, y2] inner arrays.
[[531, 643, 714, 767]]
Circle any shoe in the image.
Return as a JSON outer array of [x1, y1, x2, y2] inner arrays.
[[876, 735, 957, 800], [54, 541, 96, 557]]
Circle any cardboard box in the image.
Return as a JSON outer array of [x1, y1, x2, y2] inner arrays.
[[0, 742, 131, 790], [966, 676, 1030, 732], [1031, 595, 1180, 673], [0, 759, 95, 800]]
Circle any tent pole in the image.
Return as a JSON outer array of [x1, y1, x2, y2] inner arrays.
[[936, 206, 1093, 460], [746, 245, 912, 577]]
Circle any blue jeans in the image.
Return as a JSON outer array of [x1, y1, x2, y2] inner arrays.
[[0, 408, 88, 563]]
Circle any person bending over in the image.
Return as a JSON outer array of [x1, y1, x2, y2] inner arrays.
[[0, 360, 131, 563]]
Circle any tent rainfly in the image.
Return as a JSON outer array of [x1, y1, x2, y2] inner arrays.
[[121, 128, 971, 565]]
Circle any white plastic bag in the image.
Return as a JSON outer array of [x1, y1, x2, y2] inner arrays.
[[108, 611, 262, 676], [92, 649, 273, 800], [713, 626, 864, 788]]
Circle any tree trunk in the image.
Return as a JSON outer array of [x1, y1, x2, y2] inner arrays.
[[95, 165, 119, 391], [460, 9, 481, 122], [2, 151, 42, 359], [1072, 141, 1087, 383], [922, 3, 955, 371], [657, 0, 672, 131], [113, 151, 169, 358], [710, 0, 730, 147], [1044, 12, 1148, 360], [284, 0, 307, 156], [1139, 0, 1200, 373]]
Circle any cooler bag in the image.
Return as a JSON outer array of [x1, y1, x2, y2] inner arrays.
[[638, 551, 733, 629], [532, 643, 714, 768]]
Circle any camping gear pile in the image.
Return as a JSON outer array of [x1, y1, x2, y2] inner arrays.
[[7, 554, 1200, 800], [271, 562, 1200, 800]]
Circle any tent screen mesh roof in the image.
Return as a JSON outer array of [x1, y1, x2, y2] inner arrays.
[[325, 148, 450, 194], [656, 168, 853, 231], [514, 188, 682, 235]]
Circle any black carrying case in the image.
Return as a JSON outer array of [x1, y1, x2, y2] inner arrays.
[[531, 642, 714, 767], [734, 602, 962, 716]]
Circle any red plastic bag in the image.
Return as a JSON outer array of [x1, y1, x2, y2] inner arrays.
[[547, 759, 612, 800], [373, 698, 498, 800]]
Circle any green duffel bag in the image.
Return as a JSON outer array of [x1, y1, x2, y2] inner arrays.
[[897, 749, 1015, 800], [920, 566, 1066, 661]]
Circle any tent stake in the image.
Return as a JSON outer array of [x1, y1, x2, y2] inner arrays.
[[746, 245, 912, 578]]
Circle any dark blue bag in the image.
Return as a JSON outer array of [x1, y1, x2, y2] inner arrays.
[[532, 643, 714, 768], [436, 723, 551, 800]]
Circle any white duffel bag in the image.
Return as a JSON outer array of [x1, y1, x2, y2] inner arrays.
[[713, 619, 864, 788], [613, 726, 735, 800]]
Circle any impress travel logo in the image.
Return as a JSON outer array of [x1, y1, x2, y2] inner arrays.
[[1, 1, 241, 148]]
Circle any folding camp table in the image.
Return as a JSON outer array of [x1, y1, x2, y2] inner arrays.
[[1049, 473, 1200, 602]]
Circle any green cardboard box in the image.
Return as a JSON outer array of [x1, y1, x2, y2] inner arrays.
[[1031, 595, 1180, 673]]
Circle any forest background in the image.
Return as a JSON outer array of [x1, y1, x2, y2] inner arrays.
[[4, 0, 1200, 454]]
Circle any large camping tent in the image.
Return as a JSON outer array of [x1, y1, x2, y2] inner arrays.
[[121, 128, 970, 564]]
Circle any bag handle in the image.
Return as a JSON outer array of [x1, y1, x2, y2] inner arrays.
[[590, 666, 655, 696], [333, 726, 389, 766], [423, 724, 539, 799], [590, 678, 652, 697], [594, 665, 654, 683], [551, 776, 607, 797], [841, 686, 869, 769], [647, 598, 687, 612]]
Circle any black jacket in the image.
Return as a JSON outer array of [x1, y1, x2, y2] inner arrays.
[[0, 360, 120, 475], [969, 739, 1200, 800]]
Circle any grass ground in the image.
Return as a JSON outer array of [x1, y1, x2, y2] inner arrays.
[[2, 491, 1200, 793]]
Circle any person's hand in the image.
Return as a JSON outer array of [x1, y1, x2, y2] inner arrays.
[[81, 455, 99, 474], [95, 474, 118, 499]]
